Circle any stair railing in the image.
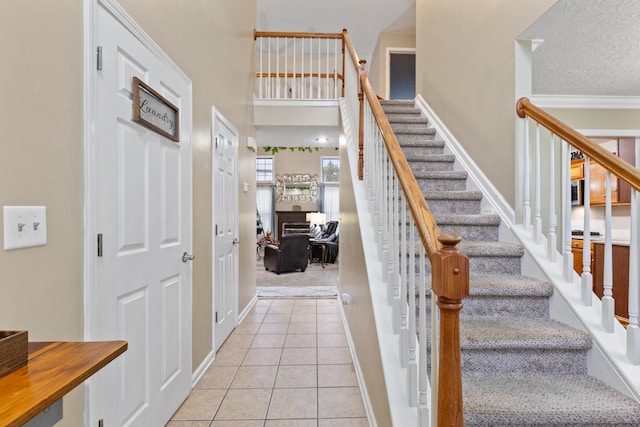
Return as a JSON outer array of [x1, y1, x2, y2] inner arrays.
[[253, 30, 344, 100], [343, 30, 470, 426], [516, 97, 640, 364]]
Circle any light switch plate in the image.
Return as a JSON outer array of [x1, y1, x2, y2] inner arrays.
[[3, 206, 47, 250]]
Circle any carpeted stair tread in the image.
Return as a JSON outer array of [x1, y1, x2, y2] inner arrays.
[[405, 153, 455, 162], [458, 241, 525, 257], [424, 274, 553, 298], [382, 106, 422, 115], [463, 375, 640, 426], [413, 170, 467, 180], [457, 318, 592, 350], [391, 124, 433, 135], [423, 190, 483, 200], [386, 114, 429, 124], [433, 213, 500, 226], [398, 138, 445, 148]]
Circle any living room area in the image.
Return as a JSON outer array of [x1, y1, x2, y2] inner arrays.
[[256, 147, 340, 298]]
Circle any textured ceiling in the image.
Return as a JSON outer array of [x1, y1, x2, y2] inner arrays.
[[257, 0, 415, 64], [520, 0, 640, 96]]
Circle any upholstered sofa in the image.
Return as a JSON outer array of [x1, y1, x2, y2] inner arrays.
[[263, 233, 310, 274]]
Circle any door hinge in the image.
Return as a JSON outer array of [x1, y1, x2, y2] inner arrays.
[[98, 419, 104, 427], [96, 46, 103, 71], [215, 311, 218, 323], [215, 136, 219, 149], [97, 233, 103, 257], [215, 224, 218, 235]]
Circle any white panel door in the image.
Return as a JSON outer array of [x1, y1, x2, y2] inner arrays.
[[88, 4, 192, 426], [212, 109, 239, 351]]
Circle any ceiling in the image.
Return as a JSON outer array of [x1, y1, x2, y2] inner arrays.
[[520, 0, 640, 97], [255, 0, 640, 149]]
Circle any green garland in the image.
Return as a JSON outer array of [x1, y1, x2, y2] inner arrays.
[[261, 146, 338, 155]]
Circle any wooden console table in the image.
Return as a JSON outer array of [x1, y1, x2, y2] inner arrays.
[[0, 340, 127, 427]]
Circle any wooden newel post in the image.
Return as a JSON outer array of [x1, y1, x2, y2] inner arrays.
[[357, 59, 367, 180], [431, 232, 469, 426]]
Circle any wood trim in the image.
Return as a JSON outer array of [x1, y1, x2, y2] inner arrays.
[[254, 30, 343, 40], [342, 29, 361, 72], [517, 97, 640, 192]]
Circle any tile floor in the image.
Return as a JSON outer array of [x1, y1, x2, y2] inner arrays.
[[167, 298, 369, 427]]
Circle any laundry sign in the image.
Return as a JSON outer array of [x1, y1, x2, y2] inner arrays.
[[132, 76, 180, 142]]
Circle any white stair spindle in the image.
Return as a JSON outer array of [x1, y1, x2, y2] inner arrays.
[[534, 123, 542, 243], [523, 118, 532, 230], [408, 215, 418, 405], [563, 141, 574, 281], [602, 171, 615, 332], [284, 37, 288, 98], [419, 247, 430, 425], [399, 193, 409, 368], [548, 134, 557, 261], [628, 189, 640, 363], [582, 157, 593, 306]]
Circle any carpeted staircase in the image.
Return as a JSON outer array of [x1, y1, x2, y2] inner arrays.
[[381, 99, 640, 426]]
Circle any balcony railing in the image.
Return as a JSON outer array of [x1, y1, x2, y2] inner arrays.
[[516, 98, 640, 364], [254, 30, 344, 100]]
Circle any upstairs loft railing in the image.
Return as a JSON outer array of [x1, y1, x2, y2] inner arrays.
[[516, 98, 640, 364], [253, 30, 345, 100]]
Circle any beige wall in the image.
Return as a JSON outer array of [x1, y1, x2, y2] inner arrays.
[[368, 32, 416, 98], [0, 1, 256, 425], [416, 0, 556, 207], [0, 1, 85, 425], [338, 142, 392, 426], [544, 108, 640, 132]]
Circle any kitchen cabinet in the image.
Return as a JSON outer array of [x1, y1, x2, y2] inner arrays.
[[588, 138, 635, 206], [570, 159, 584, 180], [592, 242, 630, 322], [571, 238, 593, 275]]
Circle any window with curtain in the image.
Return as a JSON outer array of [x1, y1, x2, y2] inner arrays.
[[256, 156, 275, 235], [320, 156, 339, 222]]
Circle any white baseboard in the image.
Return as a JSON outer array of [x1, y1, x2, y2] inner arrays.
[[191, 349, 215, 388], [338, 296, 378, 427]]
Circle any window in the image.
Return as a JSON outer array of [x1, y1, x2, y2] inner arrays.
[[320, 157, 339, 222], [256, 156, 275, 235], [256, 156, 274, 183], [321, 156, 339, 183]]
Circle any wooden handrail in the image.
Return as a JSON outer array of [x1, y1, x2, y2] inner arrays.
[[517, 97, 640, 192], [254, 30, 343, 40], [342, 29, 361, 72], [360, 75, 442, 256]]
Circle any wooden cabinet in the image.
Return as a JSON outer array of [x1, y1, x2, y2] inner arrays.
[[592, 243, 630, 321], [570, 160, 584, 180], [571, 239, 593, 275], [588, 138, 635, 206]]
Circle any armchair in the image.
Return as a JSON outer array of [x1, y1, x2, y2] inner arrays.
[[263, 233, 310, 274], [310, 221, 339, 264]]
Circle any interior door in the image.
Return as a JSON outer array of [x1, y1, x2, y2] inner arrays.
[[212, 108, 239, 351], [389, 51, 416, 100], [88, 4, 193, 426]]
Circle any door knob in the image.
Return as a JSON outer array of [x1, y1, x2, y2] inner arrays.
[[182, 252, 195, 263]]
